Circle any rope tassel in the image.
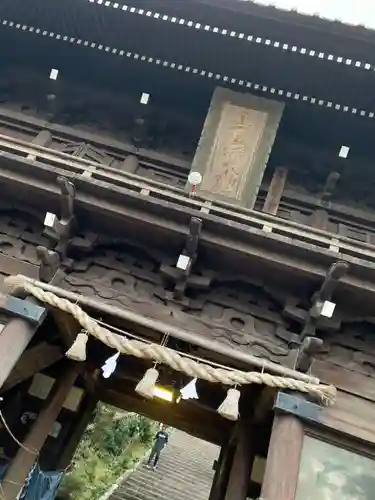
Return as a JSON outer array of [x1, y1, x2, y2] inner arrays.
[[217, 387, 241, 421], [135, 367, 159, 399], [66, 330, 88, 361]]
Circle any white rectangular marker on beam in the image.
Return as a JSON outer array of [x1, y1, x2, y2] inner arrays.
[[339, 145, 349, 158], [49, 69, 59, 80], [320, 300, 336, 319], [44, 212, 57, 228], [176, 254, 190, 271], [140, 92, 150, 105]]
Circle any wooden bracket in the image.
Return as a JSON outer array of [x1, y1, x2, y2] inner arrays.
[[294, 261, 349, 341], [302, 260, 349, 337], [43, 176, 76, 260], [174, 216, 202, 298], [282, 262, 349, 371], [295, 336, 324, 373], [36, 246, 61, 283], [321, 171, 340, 204], [159, 217, 211, 303], [171, 216, 202, 277], [312, 260, 349, 305], [310, 171, 340, 229]]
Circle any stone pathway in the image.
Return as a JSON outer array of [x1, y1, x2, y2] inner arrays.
[[109, 430, 219, 500]]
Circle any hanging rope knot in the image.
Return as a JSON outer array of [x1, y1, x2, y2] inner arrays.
[[3, 275, 337, 420]]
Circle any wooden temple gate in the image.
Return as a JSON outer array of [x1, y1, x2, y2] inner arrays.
[[0, 0, 375, 499]]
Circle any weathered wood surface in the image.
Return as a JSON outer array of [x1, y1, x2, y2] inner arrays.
[[0, 208, 375, 385], [4, 158, 375, 326], [260, 412, 304, 500], [318, 391, 375, 446], [313, 360, 375, 402], [1, 109, 375, 280]]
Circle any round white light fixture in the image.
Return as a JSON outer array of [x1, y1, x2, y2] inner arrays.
[[187, 171, 202, 186]]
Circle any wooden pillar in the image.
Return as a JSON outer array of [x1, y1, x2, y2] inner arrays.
[[0, 296, 46, 390], [209, 442, 232, 500], [224, 421, 253, 500], [27, 130, 52, 160], [260, 413, 304, 500], [263, 167, 288, 215], [119, 155, 139, 174], [310, 208, 329, 230], [1, 362, 81, 499], [56, 395, 98, 470]]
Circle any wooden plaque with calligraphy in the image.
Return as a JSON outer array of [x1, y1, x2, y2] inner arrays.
[[189, 87, 284, 208]]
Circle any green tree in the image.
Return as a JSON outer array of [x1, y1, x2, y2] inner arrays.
[[57, 405, 157, 500]]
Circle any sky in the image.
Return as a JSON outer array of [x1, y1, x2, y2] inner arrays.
[[250, 0, 375, 29]]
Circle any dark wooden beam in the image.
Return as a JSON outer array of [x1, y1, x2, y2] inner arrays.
[[1, 362, 82, 498], [0, 106, 190, 174], [47, 304, 316, 382], [253, 387, 276, 423], [56, 394, 98, 470], [52, 309, 79, 347], [0, 254, 38, 290], [224, 421, 254, 500], [209, 442, 233, 500], [313, 360, 375, 402], [1, 342, 63, 393], [2, 141, 375, 314], [102, 388, 232, 446]]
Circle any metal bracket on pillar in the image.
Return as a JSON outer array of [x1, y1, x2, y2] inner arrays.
[[274, 392, 322, 424], [0, 294, 46, 325]]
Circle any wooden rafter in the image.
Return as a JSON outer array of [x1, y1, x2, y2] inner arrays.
[[0, 342, 63, 393]]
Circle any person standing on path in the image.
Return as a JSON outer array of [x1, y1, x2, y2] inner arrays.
[[146, 424, 169, 470]]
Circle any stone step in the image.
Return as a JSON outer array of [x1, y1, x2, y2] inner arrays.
[[137, 459, 215, 477], [119, 476, 212, 497], [109, 430, 219, 500], [118, 484, 211, 500]]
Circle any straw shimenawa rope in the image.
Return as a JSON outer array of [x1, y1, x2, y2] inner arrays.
[[4, 275, 336, 406]]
